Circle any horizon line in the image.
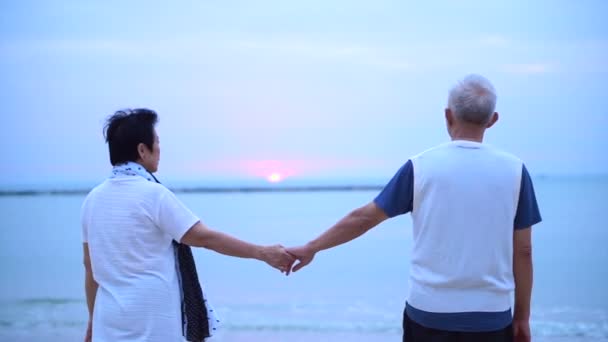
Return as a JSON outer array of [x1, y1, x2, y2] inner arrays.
[[1, 173, 607, 197], [0, 185, 385, 197]]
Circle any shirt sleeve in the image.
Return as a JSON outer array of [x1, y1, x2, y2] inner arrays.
[[514, 164, 542, 230], [81, 197, 89, 243], [157, 189, 200, 242], [373, 160, 414, 218]]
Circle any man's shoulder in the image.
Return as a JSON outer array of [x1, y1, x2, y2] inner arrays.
[[410, 141, 454, 160], [484, 145, 524, 165], [412, 142, 523, 163]]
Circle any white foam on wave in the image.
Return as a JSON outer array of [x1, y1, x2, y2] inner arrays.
[[0, 299, 606, 338]]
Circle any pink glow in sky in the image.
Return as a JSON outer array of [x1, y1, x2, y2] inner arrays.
[[176, 158, 390, 181]]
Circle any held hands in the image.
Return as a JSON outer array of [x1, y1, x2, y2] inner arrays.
[[285, 244, 316, 275], [260, 244, 296, 274], [260, 243, 317, 275]]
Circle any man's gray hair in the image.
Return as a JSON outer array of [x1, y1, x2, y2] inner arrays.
[[448, 74, 497, 125]]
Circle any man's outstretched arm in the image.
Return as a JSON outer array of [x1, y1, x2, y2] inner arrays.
[[287, 202, 388, 273]]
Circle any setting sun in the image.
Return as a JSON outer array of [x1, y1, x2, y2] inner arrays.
[[267, 172, 283, 183]]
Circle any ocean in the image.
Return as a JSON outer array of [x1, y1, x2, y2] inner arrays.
[[0, 176, 607, 341]]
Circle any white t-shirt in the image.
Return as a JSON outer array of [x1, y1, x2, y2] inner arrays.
[[81, 175, 199, 342]]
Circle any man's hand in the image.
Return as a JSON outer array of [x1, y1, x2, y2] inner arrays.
[[259, 244, 295, 273], [84, 319, 92, 342], [513, 319, 531, 342], [286, 244, 316, 274]]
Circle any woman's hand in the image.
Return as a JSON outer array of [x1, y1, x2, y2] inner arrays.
[[84, 319, 92, 342], [260, 245, 296, 273]]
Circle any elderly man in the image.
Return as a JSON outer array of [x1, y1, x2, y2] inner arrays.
[[287, 74, 541, 342]]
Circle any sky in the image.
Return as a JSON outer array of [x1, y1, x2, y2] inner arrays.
[[1, 0, 607, 187]]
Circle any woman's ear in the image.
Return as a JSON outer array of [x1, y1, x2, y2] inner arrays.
[[137, 143, 147, 160]]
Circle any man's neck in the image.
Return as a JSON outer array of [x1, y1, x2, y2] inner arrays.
[[450, 125, 485, 143]]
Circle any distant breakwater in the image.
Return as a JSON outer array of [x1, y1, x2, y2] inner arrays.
[[0, 185, 384, 197]]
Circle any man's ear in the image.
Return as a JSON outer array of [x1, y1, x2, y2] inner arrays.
[[445, 108, 454, 127], [486, 112, 499, 128]]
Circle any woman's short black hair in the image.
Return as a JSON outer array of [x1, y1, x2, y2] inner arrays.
[[104, 108, 158, 166]]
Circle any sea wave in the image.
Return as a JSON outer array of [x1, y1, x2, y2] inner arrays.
[[17, 298, 82, 306], [0, 298, 606, 338]]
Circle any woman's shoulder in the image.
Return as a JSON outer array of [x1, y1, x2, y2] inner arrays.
[[135, 178, 173, 196], [97, 177, 173, 199]]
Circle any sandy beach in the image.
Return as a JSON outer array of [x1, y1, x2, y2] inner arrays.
[[212, 332, 608, 342], [2, 330, 607, 342]]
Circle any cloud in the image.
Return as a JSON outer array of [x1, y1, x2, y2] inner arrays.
[[3, 35, 606, 75], [0, 36, 417, 72], [500, 63, 555, 74], [233, 39, 414, 71], [478, 35, 511, 48], [0, 36, 225, 59]]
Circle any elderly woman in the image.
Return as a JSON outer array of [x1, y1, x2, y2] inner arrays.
[[81, 108, 294, 342]]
